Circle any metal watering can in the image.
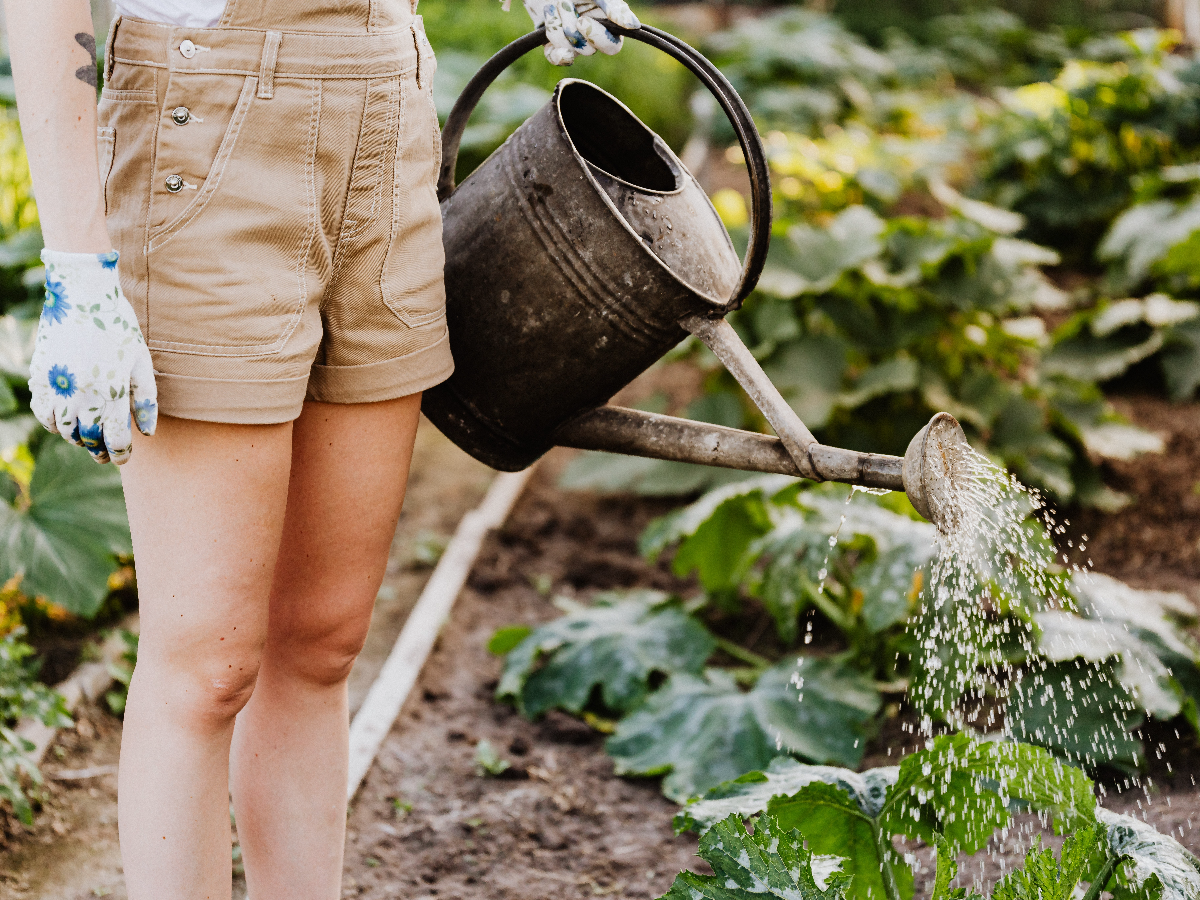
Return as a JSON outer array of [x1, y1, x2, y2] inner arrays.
[[423, 23, 968, 529]]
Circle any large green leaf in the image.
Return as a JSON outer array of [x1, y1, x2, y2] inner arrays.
[[1006, 660, 1144, 768], [660, 814, 851, 900], [674, 756, 898, 835], [607, 656, 880, 802], [758, 206, 886, 297], [640, 476, 794, 593], [879, 734, 1097, 852], [0, 439, 130, 617], [1098, 808, 1200, 900], [770, 782, 912, 900], [495, 590, 715, 718], [1036, 574, 1200, 726]]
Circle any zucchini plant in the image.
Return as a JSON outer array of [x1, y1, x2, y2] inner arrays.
[[668, 734, 1200, 900]]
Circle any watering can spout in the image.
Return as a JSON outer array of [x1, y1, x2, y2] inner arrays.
[[555, 313, 971, 532]]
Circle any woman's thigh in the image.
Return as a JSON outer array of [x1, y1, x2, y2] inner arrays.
[[260, 394, 422, 682], [120, 416, 294, 718]]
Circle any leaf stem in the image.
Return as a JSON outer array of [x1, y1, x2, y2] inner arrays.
[[713, 636, 773, 671], [871, 820, 904, 900], [800, 573, 856, 633], [1079, 853, 1119, 900]]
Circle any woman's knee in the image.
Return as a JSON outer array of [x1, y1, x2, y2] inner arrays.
[[265, 613, 372, 688], [132, 639, 265, 731]]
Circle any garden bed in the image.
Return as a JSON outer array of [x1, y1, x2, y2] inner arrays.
[[341, 441, 1200, 900]]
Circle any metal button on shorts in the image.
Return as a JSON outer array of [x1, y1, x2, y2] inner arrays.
[[164, 174, 184, 192], [171, 107, 191, 125], [178, 39, 196, 58]]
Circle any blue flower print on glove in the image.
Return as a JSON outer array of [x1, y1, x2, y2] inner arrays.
[[41, 277, 71, 325], [28, 250, 158, 465]]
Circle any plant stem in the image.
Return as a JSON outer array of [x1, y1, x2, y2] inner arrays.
[[713, 636, 773, 671], [871, 820, 904, 900], [800, 574, 856, 633], [1080, 854, 1119, 900]]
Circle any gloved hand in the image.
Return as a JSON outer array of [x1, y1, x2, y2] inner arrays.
[[28, 249, 158, 464], [504, 0, 640, 66]]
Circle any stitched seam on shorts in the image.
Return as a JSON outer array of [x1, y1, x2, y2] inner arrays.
[[380, 75, 444, 329], [148, 75, 257, 251], [334, 77, 398, 257], [218, 0, 240, 27], [111, 58, 418, 79], [285, 78, 322, 350]]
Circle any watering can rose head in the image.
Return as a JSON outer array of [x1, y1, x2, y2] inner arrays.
[[503, 0, 641, 65]]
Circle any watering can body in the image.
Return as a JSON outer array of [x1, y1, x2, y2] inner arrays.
[[421, 25, 969, 529], [425, 78, 739, 471]]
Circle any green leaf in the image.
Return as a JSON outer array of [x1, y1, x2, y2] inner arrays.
[[770, 782, 913, 900], [640, 476, 794, 589], [608, 656, 880, 802], [660, 814, 851, 900], [0, 414, 36, 458], [1161, 319, 1200, 400], [1044, 328, 1165, 383], [0, 439, 130, 617], [759, 206, 886, 297], [762, 335, 849, 430], [931, 834, 985, 900], [0, 315, 35, 382], [992, 823, 1100, 900], [674, 755, 897, 835], [1098, 807, 1200, 900], [1007, 660, 1144, 768], [837, 357, 920, 411], [855, 547, 924, 633], [496, 590, 715, 718], [472, 739, 511, 776], [487, 625, 532, 656], [880, 734, 1097, 853]]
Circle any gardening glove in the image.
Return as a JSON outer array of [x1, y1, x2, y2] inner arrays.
[[28, 249, 158, 465], [505, 0, 640, 66]]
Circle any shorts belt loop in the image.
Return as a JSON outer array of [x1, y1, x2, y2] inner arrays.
[[103, 16, 120, 83], [257, 31, 283, 99]]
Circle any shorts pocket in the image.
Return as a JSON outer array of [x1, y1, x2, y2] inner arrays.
[[380, 63, 446, 330], [143, 76, 322, 356], [96, 127, 115, 216]]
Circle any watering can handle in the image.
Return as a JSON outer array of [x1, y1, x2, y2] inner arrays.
[[435, 23, 772, 311]]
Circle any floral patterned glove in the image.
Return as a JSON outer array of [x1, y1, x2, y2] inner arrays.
[[504, 0, 640, 66], [28, 249, 158, 464]]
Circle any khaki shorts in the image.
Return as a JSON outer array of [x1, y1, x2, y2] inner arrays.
[[97, 11, 454, 424]]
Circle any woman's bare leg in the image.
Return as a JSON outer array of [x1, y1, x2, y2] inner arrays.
[[230, 395, 423, 900], [117, 416, 294, 900]]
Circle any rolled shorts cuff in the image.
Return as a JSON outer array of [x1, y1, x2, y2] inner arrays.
[[306, 331, 455, 405], [155, 370, 310, 424]]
